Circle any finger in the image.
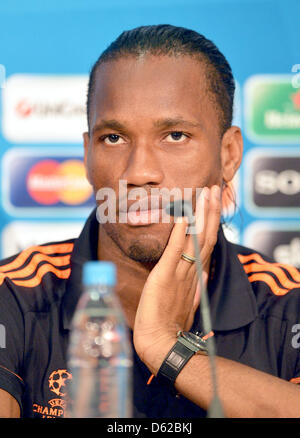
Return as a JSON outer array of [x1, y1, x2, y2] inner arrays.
[[176, 187, 209, 277], [192, 270, 208, 313], [193, 281, 201, 310], [200, 185, 221, 267], [188, 186, 210, 252], [194, 185, 210, 249], [157, 215, 189, 275], [185, 271, 208, 331]]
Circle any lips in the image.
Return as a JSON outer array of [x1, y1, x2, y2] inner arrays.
[[127, 209, 164, 225], [118, 195, 171, 225], [118, 195, 169, 213]]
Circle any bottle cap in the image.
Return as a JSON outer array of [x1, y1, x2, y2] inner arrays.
[[83, 261, 116, 287]]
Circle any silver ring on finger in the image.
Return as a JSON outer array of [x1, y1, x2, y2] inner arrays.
[[181, 252, 196, 264]]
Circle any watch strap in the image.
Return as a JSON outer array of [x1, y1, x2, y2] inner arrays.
[[156, 340, 195, 387]]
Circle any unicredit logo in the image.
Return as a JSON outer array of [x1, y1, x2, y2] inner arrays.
[[15, 100, 33, 117], [2, 74, 89, 142], [15, 98, 85, 118]]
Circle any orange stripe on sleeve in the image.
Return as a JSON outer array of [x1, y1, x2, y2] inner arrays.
[[242, 262, 300, 290], [0, 242, 74, 274], [238, 253, 260, 264], [0, 250, 72, 288], [238, 253, 300, 284], [290, 377, 300, 385], [13, 264, 71, 288], [0, 365, 24, 383], [202, 331, 214, 340], [0, 253, 71, 281], [247, 273, 289, 296], [147, 374, 155, 385]]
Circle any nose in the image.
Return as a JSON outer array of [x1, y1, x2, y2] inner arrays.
[[121, 142, 164, 187]]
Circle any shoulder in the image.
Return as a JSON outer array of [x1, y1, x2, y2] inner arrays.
[[0, 239, 76, 314], [231, 240, 300, 321]]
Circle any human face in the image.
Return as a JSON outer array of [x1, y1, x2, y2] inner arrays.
[[84, 55, 224, 263]]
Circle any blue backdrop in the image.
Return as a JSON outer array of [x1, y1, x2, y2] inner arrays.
[[0, 0, 300, 266]]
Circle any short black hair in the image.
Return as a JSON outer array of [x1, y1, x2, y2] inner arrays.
[[87, 24, 235, 136]]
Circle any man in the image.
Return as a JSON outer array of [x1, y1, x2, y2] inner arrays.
[[1, 25, 300, 418]]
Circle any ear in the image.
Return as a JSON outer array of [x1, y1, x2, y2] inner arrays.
[[220, 126, 243, 183], [83, 131, 92, 185]]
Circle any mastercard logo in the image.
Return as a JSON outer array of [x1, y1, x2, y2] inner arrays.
[[26, 159, 93, 205]]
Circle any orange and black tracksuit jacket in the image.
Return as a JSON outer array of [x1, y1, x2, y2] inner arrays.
[[0, 209, 300, 418]]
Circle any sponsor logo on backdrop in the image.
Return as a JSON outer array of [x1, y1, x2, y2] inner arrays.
[[1, 221, 84, 258], [244, 222, 300, 268], [2, 148, 94, 216], [244, 75, 300, 143], [2, 74, 88, 142], [244, 149, 300, 216]]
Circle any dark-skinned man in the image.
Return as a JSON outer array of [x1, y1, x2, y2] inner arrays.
[[1, 25, 300, 418]]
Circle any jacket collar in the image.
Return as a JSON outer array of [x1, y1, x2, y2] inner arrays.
[[193, 226, 258, 332], [62, 208, 99, 330], [62, 210, 257, 332]]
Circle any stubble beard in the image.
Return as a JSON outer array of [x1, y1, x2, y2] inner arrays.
[[102, 222, 170, 264]]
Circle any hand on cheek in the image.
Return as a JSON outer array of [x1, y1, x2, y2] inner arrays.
[[133, 185, 222, 373]]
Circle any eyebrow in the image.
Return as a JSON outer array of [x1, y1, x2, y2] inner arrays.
[[92, 117, 202, 135], [153, 117, 202, 129], [92, 120, 126, 135]]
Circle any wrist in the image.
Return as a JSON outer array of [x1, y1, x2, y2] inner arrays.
[[154, 331, 210, 389], [138, 336, 177, 376]]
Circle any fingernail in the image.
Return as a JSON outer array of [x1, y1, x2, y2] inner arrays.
[[202, 187, 210, 201], [212, 185, 221, 200]]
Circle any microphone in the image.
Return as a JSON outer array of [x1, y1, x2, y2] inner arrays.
[[165, 200, 224, 418]]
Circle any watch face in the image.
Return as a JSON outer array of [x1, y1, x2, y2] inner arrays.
[[182, 331, 206, 349]]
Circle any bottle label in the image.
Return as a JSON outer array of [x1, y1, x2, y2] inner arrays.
[[67, 362, 132, 418]]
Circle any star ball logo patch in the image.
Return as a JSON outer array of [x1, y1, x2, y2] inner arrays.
[[48, 369, 72, 397], [33, 369, 73, 417]]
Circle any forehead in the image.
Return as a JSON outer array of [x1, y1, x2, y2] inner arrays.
[[90, 55, 215, 127]]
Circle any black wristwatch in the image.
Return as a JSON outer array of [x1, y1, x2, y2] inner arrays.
[[156, 331, 208, 387]]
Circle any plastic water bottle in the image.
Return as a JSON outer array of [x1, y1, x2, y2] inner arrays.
[[66, 261, 132, 418]]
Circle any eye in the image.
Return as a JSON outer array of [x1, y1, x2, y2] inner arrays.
[[165, 131, 188, 142], [102, 134, 126, 145]]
